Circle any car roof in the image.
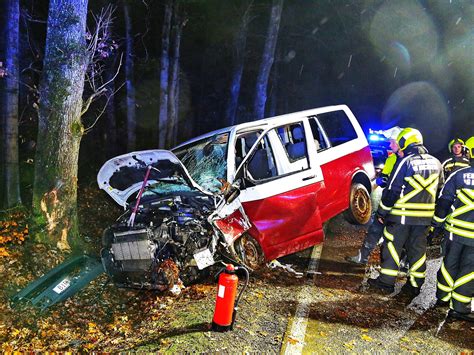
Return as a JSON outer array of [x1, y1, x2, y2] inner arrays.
[[173, 104, 351, 150]]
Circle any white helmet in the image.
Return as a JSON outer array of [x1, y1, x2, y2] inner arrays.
[[382, 126, 403, 140]]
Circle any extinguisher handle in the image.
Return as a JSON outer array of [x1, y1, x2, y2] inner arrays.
[[213, 267, 226, 282]]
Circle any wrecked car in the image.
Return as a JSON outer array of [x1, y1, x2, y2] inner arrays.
[[97, 150, 250, 290], [97, 105, 375, 290]]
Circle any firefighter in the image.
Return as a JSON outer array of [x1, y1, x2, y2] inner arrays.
[[433, 136, 474, 322], [367, 128, 442, 298], [347, 128, 402, 265], [442, 138, 470, 180], [429, 138, 470, 247]]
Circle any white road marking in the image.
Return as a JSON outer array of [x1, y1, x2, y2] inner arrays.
[[376, 257, 442, 349], [283, 244, 322, 355]]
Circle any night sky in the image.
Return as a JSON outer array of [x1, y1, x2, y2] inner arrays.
[[1, 0, 473, 171]]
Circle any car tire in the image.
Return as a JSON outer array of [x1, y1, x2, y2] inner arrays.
[[344, 183, 372, 225], [234, 233, 265, 271], [102, 227, 114, 247]]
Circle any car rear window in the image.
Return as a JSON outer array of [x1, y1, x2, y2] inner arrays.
[[316, 110, 358, 147]]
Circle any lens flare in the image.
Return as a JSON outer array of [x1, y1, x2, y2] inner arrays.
[[381, 82, 450, 154]]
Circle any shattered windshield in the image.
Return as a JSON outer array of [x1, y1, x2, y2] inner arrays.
[[174, 132, 229, 193], [142, 175, 194, 199]]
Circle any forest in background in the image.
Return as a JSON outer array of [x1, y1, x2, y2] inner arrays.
[[0, 0, 473, 248]]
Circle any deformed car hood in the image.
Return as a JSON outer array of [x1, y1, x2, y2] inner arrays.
[[97, 150, 208, 207]]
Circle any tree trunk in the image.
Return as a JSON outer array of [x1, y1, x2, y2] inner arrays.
[[32, 0, 89, 251], [225, 3, 251, 126], [104, 56, 117, 159], [253, 0, 283, 119], [3, 0, 22, 207], [268, 47, 280, 117], [123, 3, 136, 151], [166, 1, 183, 148], [158, 0, 173, 148]]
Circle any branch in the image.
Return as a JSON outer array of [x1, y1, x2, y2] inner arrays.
[[81, 53, 123, 117], [81, 87, 107, 117], [95, 53, 123, 93], [83, 81, 125, 133]]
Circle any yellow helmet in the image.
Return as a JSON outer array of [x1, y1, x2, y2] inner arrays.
[[396, 128, 423, 151], [465, 136, 474, 157], [448, 138, 464, 153]]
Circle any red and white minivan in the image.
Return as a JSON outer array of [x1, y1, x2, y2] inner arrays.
[[97, 105, 375, 288], [173, 104, 375, 268]]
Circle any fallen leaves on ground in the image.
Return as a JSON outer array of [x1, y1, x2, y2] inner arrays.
[[0, 209, 29, 257]]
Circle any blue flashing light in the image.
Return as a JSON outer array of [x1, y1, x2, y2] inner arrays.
[[369, 134, 380, 142]]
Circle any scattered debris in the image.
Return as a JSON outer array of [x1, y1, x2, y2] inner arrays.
[[267, 259, 304, 277]]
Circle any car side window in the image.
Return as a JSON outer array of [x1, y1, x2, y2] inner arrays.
[[308, 118, 329, 151], [275, 122, 310, 171], [316, 110, 357, 147], [236, 131, 279, 183]]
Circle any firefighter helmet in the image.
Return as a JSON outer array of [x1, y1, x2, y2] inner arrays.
[[382, 126, 403, 140], [448, 138, 464, 153], [465, 136, 474, 158], [396, 128, 423, 151]]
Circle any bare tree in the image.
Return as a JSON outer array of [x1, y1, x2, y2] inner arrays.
[[166, 0, 186, 148], [158, 0, 173, 148], [253, 0, 283, 119], [32, 1, 118, 251], [123, 2, 136, 151], [2, 0, 22, 207], [225, 2, 252, 126], [104, 55, 118, 158]]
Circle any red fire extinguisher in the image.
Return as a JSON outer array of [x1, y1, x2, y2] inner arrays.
[[211, 264, 249, 332]]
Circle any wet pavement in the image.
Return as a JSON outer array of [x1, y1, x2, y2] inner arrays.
[[282, 215, 474, 353]]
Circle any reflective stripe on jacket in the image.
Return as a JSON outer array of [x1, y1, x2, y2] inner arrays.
[[378, 145, 442, 225], [434, 165, 474, 247], [442, 156, 470, 180]]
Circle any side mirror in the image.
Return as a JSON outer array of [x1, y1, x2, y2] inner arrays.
[[224, 180, 241, 204]]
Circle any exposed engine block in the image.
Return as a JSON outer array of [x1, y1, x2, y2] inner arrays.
[[101, 196, 215, 290]]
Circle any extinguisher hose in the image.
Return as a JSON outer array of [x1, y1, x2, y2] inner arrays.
[[234, 266, 249, 308]]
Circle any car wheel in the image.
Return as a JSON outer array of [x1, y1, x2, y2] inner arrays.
[[344, 183, 372, 225], [234, 233, 265, 271], [102, 227, 114, 247]]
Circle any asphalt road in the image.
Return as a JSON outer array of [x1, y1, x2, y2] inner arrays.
[[281, 215, 474, 353]]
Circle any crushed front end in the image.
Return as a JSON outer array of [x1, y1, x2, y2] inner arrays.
[[100, 193, 217, 289], [97, 149, 249, 291]]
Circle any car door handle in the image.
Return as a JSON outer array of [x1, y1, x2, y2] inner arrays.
[[302, 175, 316, 181]]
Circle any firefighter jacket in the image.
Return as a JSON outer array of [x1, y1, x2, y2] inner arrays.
[[376, 154, 398, 187], [433, 163, 474, 247], [441, 155, 470, 180], [377, 145, 442, 225]]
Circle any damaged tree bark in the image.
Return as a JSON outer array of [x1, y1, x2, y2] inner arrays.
[[32, 0, 89, 251]]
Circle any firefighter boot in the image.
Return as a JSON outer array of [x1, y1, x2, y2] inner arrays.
[[448, 310, 474, 323], [434, 299, 449, 308], [367, 278, 394, 295], [346, 245, 372, 265], [397, 283, 420, 304]]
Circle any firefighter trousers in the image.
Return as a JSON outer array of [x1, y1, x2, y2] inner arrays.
[[359, 218, 385, 261], [437, 240, 474, 314], [379, 224, 429, 290]]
